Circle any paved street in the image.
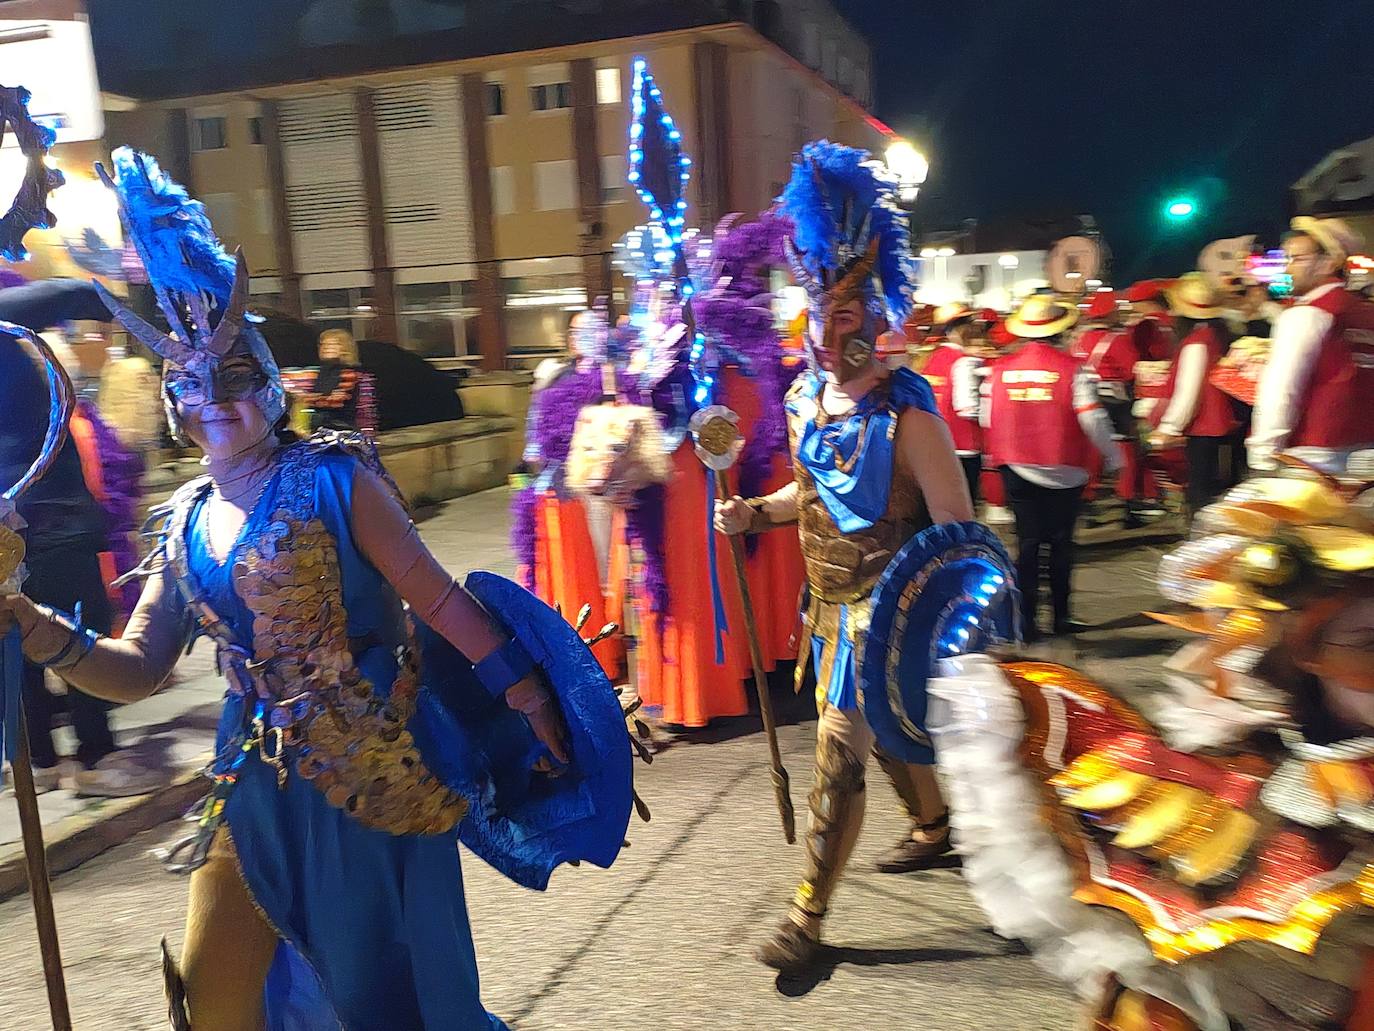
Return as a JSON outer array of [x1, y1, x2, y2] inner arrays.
[[0, 489, 1191, 1030]]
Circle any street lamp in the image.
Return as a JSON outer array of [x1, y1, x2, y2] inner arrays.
[[886, 139, 929, 203]]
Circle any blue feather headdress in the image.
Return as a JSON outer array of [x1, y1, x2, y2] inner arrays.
[[91, 147, 285, 434], [779, 140, 915, 326]]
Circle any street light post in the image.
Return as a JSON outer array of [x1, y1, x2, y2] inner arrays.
[[886, 139, 929, 204]]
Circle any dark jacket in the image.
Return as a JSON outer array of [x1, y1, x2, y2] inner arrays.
[[0, 283, 110, 554]]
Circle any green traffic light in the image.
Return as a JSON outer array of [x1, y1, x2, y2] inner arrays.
[[1165, 198, 1197, 219]]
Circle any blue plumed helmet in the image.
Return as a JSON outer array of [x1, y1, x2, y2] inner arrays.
[[779, 140, 916, 326]]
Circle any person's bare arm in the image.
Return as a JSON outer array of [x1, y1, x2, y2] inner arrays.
[[0, 560, 189, 704], [898, 409, 975, 524], [715, 479, 799, 536], [349, 466, 568, 763]]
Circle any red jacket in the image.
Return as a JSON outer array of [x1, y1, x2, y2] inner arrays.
[[986, 343, 1095, 470], [922, 344, 982, 454], [1070, 328, 1107, 363], [1132, 312, 1175, 362], [1290, 287, 1374, 449], [1154, 324, 1237, 437]]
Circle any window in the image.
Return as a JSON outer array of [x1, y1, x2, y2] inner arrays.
[[802, 23, 820, 67], [200, 193, 237, 238], [600, 155, 625, 204], [534, 160, 575, 211], [483, 81, 506, 118], [248, 116, 264, 145], [490, 166, 516, 216], [399, 281, 472, 358], [595, 67, 621, 106], [192, 116, 228, 151], [529, 82, 572, 112], [253, 189, 273, 236]]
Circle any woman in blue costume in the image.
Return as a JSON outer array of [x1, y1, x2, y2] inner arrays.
[[0, 150, 633, 1031]]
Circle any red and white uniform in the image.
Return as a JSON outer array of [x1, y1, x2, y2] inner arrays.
[[981, 342, 1119, 488], [1069, 327, 1107, 364], [1153, 324, 1238, 438], [1249, 282, 1374, 471], [922, 341, 983, 456]]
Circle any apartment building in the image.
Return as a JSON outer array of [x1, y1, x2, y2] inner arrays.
[[95, 0, 890, 367]]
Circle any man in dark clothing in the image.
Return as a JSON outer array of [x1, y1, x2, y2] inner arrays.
[[0, 284, 163, 795]]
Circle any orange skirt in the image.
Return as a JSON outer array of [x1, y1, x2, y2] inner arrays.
[[629, 371, 805, 727], [528, 494, 626, 681]]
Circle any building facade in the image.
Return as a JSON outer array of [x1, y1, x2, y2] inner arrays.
[[101, 5, 888, 368]]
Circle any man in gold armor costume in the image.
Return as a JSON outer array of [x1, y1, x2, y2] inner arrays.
[[716, 142, 974, 972]]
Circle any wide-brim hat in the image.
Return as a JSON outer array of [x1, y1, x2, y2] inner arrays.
[[1167, 272, 1223, 320], [933, 301, 975, 330], [1006, 295, 1079, 339], [1291, 215, 1366, 265]]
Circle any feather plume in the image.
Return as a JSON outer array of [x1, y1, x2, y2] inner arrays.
[[106, 147, 237, 312], [779, 140, 916, 325]]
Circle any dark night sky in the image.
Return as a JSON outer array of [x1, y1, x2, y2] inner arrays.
[[831, 0, 1374, 279]]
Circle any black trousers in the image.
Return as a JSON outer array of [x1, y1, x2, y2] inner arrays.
[[1000, 468, 1084, 634], [1184, 435, 1226, 516], [21, 543, 115, 769], [959, 454, 982, 508]]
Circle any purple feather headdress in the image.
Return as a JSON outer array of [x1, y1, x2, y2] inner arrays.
[[693, 211, 793, 499], [779, 140, 916, 326], [511, 367, 605, 587]]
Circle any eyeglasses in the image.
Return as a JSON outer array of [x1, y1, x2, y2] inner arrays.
[[166, 363, 267, 407]]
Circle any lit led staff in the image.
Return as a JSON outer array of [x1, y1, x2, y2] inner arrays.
[[568, 60, 804, 732]]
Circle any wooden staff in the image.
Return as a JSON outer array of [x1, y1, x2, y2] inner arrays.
[[10, 704, 72, 1030], [1, 321, 78, 1028], [694, 410, 795, 843]]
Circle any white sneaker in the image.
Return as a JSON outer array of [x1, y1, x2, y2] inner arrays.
[[72, 752, 170, 798], [985, 504, 1014, 525]]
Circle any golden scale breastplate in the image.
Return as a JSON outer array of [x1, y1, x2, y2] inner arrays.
[[166, 438, 467, 837], [788, 378, 928, 604]]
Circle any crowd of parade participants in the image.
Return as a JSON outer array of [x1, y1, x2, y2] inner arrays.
[[3, 57, 1374, 1025]]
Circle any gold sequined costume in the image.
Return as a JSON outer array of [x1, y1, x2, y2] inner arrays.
[[927, 463, 1374, 1030]]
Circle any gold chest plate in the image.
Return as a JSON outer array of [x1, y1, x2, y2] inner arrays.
[[787, 384, 928, 603]]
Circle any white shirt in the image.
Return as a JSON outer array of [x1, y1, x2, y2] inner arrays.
[[1155, 339, 1211, 438], [941, 345, 984, 455], [1247, 282, 1345, 471], [980, 363, 1121, 488]]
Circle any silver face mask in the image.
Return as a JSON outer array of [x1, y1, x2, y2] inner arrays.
[[95, 251, 286, 442]]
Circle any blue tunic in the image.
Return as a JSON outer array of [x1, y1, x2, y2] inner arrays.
[[185, 451, 507, 1031]]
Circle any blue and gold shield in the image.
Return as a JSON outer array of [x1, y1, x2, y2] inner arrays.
[[860, 521, 1020, 764], [413, 571, 633, 891]]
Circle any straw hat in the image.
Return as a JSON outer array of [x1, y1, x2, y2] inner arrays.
[[1005, 295, 1079, 339], [1291, 216, 1366, 264], [1167, 272, 1223, 320], [933, 301, 975, 330]]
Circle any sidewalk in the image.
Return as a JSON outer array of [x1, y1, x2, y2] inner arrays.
[[0, 487, 520, 896]]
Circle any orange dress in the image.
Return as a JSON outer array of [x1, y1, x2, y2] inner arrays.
[[528, 494, 626, 681], [629, 368, 805, 727]]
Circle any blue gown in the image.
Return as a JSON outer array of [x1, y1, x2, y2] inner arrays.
[[183, 448, 508, 1031]]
